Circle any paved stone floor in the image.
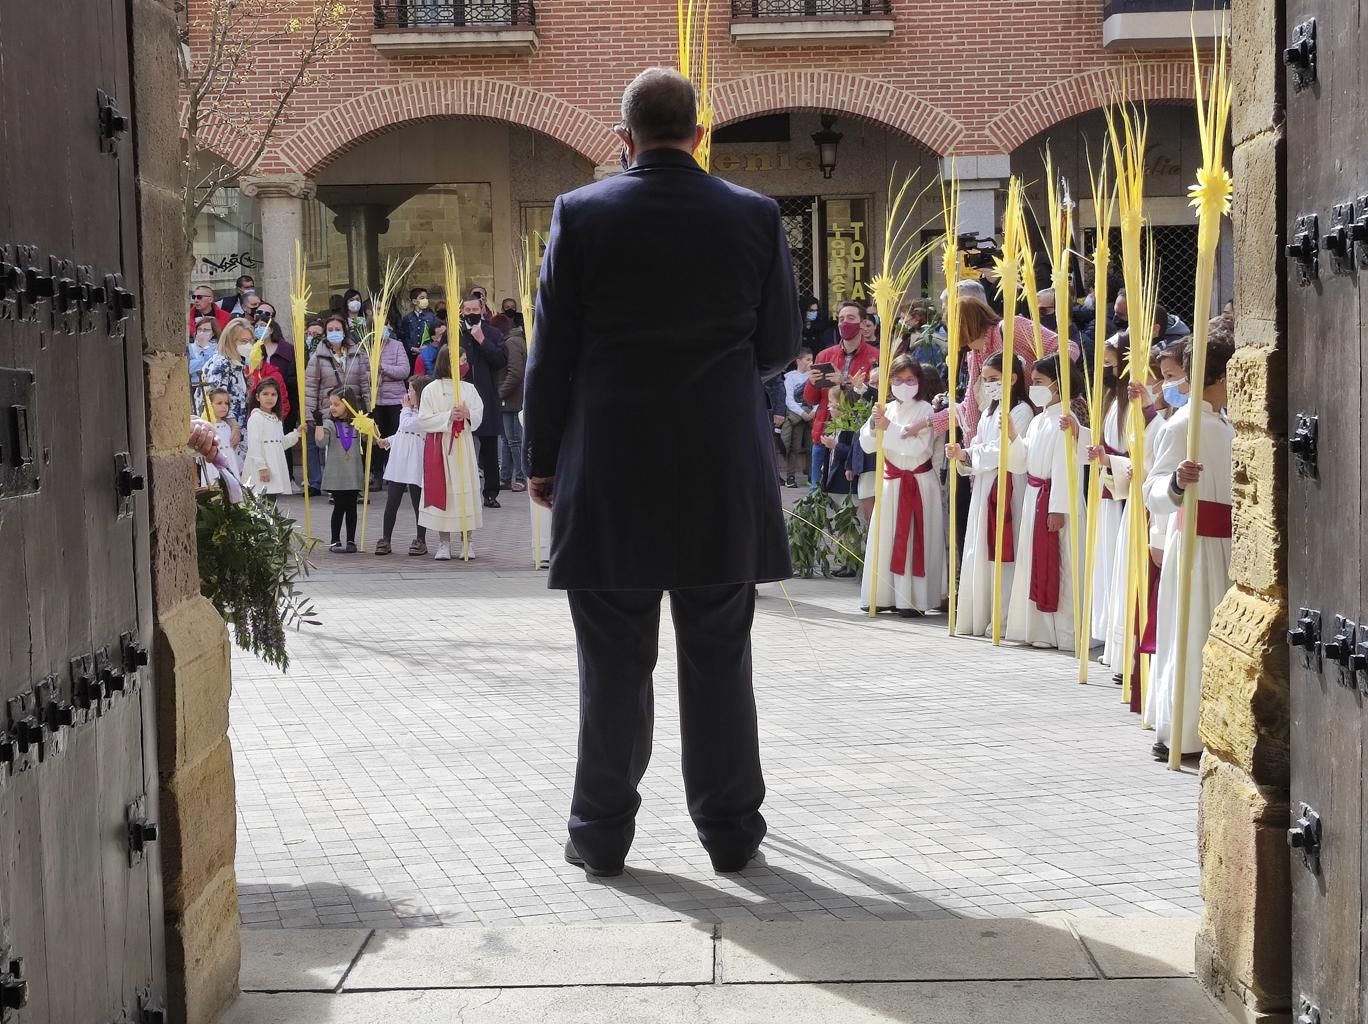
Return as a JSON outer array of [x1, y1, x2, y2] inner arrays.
[[231, 492, 1201, 932]]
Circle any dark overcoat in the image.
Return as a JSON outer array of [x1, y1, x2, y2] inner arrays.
[[524, 147, 801, 590]]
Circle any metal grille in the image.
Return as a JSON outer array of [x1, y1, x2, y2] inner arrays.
[[730, 0, 891, 16], [1086, 225, 1201, 329], [373, 1, 537, 28], [775, 196, 818, 299]]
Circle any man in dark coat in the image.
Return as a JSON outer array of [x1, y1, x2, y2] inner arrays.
[[523, 67, 801, 878], [457, 295, 508, 508]]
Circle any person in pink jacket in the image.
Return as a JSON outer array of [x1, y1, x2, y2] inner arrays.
[[373, 323, 412, 482]]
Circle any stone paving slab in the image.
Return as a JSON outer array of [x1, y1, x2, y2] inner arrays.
[[225, 978, 1228, 1024], [240, 929, 371, 992], [342, 923, 715, 990], [1072, 917, 1199, 978], [717, 919, 1095, 983]]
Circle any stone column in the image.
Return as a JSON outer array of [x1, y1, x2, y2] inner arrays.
[[240, 174, 317, 312], [940, 155, 1009, 240], [1195, 0, 1291, 1020], [331, 204, 390, 296]]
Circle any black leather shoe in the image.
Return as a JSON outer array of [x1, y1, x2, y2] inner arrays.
[[483, 496, 501, 509], [563, 840, 623, 878], [709, 847, 764, 874], [831, 566, 856, 579], [1151, 741, 1170, 761]]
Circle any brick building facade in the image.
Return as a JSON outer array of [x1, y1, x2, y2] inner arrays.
[[191, 0, 1230, 317]]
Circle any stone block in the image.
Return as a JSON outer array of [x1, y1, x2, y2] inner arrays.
[[145, 351, 195, 457], [166, 865, 241, 1024], [717, 919, 1093, 983], [1229, 436, 1287, 597], [148, 451, 203, 612], [160, 737, 238, 914], [129, 0, 182, 190], [241, 930, 371, 993], [155, 595, 230, 775], [1227, 340, 1287, 430], [343, 923, 715, 989], [1232, 131, 1284, 328], [137, 182, 193, 355], [1196, 757, 1291, 1016], [1201, 588, 1290, 787], [1231, 0, 1283, 146]]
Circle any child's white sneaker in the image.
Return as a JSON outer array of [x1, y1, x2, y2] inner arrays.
[[434, 542, 451, 561]]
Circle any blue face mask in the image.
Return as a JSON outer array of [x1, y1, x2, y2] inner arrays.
[[805, 310, 819, 322], [326, 329, 345, 345], [253, 325, 268, 341], [1162, 380, 1189, 409]]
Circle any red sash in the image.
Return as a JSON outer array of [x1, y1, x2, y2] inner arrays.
[[1177, 500, 1233, 538], [422, 433, 447, 509], [885, 459, 933, 577], [987, 474, 1014, 562], [1026, 474, 1060, 613]]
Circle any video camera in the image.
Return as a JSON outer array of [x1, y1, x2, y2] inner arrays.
[[956, 233, 1003, 272]]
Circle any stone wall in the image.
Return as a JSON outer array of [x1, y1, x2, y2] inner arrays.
[[130, 0, 242, 1019], [1195, 1, 1291, 1021]]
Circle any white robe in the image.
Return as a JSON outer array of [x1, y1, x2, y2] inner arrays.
[[1143, 401, 1234, 754], [417, 379, 484, 535], [382, 406, 425, 487], [954, 402, 1034, 638], [1089, 401, 1131, 646], [521, 409, 552, 568], [1101, 414, 1167, 669], [858, 398, 945, 613], [201, 421, 240, 487], [1004, 404, 1088, 651], [242, 410, 299, 495]]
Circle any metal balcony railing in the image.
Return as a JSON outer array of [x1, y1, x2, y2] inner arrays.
[[730, 0, 892, 17], [1103, 0, 1227, 13], [372, 1, 537, 29]]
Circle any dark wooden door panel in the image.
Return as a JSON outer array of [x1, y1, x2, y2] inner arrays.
[[1287, 0, 1366, 1021]]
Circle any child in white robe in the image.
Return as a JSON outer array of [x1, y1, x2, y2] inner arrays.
[[375, 376, 430, 556], [200, 388, 241, 487], [1143, 333, 1236, 759], [417, 347, 484, 562], [1005, 354, 1088, 652], [1088, 336, 1137, 650], [948, 352, 1035, 638], [242, 378, 299, 498], [858, 356, 945, 616]]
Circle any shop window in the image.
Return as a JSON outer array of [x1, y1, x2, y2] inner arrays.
[[192, 185, 262, 293]]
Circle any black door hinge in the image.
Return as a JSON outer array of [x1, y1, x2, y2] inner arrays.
[[1289, 414, 1317, 478], [127, 797, 159, 866], [1288, 803, 1322, 874], [1283, 19, 1317, 92], [1287, 607, 1322, 671], [97, 90, 129, 154], [1323, 202, 1357, 275], [1296, 996, 1321, 1024], [114, 451, 144, 518], [0, 950, 27, 1017], [1286, 214, 1319, 285]]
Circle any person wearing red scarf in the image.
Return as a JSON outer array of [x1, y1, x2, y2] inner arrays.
[[857, 356, 944, 617], [1004, 355, 1088, 652]]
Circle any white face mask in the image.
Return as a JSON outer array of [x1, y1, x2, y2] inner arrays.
[[890, 381, 919, 404], [347, 299, 362, 313], [1028, 384, 1054, 408], [983, 380, 1003, 403], [237, 343, 253, 359]]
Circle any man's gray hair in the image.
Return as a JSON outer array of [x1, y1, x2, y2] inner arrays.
[[939, 279, 988, 305], [621, 68, 698, 145]]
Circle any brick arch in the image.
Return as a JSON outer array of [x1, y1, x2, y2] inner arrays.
[[275, 79, 618, 176], [711, 71, 965, 155], [985, 61, 1198, 153]]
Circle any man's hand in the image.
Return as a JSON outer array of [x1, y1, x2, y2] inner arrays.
[[820, 434, 837, 450], [471, 323, 485, 344], [1046, 512, 1065, 533], [529, 475, 555, 509], [1176, 459, 1203, 487], [188, 420, 220, 461], [807, 367, 823, 385], [259, 467, 272, 483], [802, 409, 815, 422], [849, 369, 868, 392], [772, 414, 785, 428]]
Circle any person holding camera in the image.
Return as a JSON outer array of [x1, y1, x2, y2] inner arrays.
[[457, 293, 509, 508], [802, 300, 879, 492]]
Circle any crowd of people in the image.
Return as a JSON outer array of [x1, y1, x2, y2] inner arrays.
[[187, 273, 531, 561], [785, 281, 1236, 763]]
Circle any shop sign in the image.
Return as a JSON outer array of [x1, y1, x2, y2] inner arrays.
[[824, 198, 869, 310]]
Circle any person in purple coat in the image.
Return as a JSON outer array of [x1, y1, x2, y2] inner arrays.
[[373, 324, 411, 482]]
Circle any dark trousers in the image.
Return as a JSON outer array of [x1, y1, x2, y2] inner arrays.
[[565, 583, 767, 867], [372, 405, 401, 481], [330, 489, 359, 543], [381, 482, 424, 542], [474, 435, 500, 502]]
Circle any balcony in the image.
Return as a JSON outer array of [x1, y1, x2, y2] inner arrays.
[[1102, 0, 1229, 50], [729, 0, 895, 47], [371, 2, 538, 56]]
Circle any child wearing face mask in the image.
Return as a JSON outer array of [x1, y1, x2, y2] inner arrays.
[[242, 378, 300, 500], [315, 386, 367, 552], [399, 287, 437, 359], [417, 347, 484, 562], [946, 352, 1035, 638], [199, 388, 241, 488], [1095, 346, 1174, 685], [1003, 355, 1089, 651], [1142, 331, 1235, 759], [858, 356, 944, 617]]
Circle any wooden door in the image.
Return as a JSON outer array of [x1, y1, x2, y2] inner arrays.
[[0, 0, 163, 1021], [1284, 1, 1366, 1021]]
